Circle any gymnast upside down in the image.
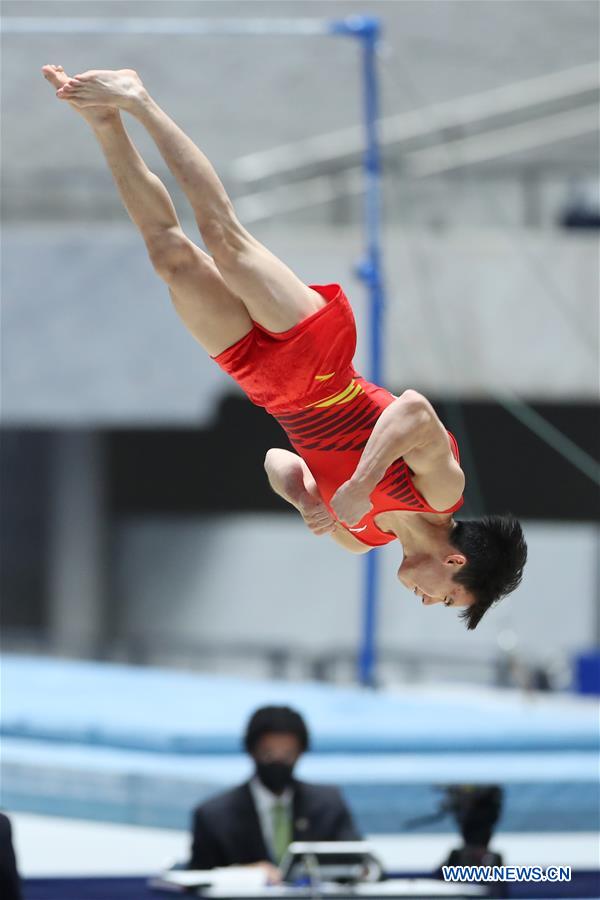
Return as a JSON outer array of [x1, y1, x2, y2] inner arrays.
[[42, 65, 527, 629]]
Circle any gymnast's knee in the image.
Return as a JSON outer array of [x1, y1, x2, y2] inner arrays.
[[200, 213, 248, 266], [146, 227, 198, 283]]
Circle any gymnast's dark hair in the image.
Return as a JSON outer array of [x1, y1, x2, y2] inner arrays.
[[450, 514, 527, 631], [244, 705, 310, 754]]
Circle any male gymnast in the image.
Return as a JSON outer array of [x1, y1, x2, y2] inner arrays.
[[42, 65, 527, 629]]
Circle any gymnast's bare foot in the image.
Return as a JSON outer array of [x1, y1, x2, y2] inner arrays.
[[42, 64, 119, 127], [55, 68, 147, 112]]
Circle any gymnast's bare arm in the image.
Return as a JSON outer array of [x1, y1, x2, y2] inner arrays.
[[330, 390, 465, 525], [264, 449, 371, 554]]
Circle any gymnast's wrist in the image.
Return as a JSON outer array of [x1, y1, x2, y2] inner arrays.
[[349, 470, 378, 496]]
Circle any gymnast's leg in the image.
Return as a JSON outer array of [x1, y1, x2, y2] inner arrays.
[[55, 68, 327, 333], [43, 64, 252, 357]]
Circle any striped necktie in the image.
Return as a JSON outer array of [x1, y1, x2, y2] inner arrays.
[[271, 801, 292, 864]]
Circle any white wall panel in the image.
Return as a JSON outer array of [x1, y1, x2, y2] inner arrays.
[[117, 516, 598, 670], [3, 226, 597, 422]]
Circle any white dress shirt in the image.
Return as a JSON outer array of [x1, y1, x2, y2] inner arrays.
[[249, 776, 294, 861]]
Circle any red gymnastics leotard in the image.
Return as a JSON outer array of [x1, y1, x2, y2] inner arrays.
[[213, 283, 463, 547]]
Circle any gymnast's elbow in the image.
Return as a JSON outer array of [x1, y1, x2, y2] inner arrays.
[[263, 451, 280, 491], [399, 388, 430, 410], [263, 447, 285, 474], [263, 448, 275, 471], [397, 390, 436, 426], [263, 450, 296, 502]]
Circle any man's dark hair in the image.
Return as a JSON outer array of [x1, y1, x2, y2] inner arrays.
[[450, 514, 527, 631], [244, 705, 310, 754]]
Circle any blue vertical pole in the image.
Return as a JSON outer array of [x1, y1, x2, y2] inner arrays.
[[332, 17, 385, 687], [358, 19, 385, 689]]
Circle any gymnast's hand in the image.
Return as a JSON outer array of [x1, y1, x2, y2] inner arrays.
[[297, 483, 337, 536], [330, 479, 373, 526]]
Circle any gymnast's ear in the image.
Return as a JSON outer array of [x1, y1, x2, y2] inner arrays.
[[444, 553, 467, 566]]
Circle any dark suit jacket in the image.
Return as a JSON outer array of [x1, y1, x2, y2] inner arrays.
[[189, 779, 360, 869], [0, 814, 22, 900]]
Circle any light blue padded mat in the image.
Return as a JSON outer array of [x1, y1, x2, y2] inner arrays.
[[2, 655, 598, 832], [3, 737, 598, 833], [2, 655, 598, 753]]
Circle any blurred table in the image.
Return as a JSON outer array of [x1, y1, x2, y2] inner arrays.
[[197, 882, 484, 898], [23, 876, 150, 900], [22, 873, 600, 900], [22, 877, 483, 900]]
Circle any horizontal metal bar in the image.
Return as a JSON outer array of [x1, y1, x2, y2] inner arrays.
[[234, 105, 598, 222], [405, 105, 599, 177], [0, 16, 344, 36], [236, 169, 364, 223], [232, 63, 599, 181]]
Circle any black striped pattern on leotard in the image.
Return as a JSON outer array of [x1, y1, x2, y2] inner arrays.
[[275, 390, 379, 453], [275, 391, 424, 509]]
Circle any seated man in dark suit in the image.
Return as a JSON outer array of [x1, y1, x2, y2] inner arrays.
[[189, 706, 360, 881], [0, 813, 23, 900]]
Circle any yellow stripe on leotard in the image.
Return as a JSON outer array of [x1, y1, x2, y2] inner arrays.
[[305, 378, 364, 409]]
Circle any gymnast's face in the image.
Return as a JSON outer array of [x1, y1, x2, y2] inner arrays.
[[397, 554, 474, 609]]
